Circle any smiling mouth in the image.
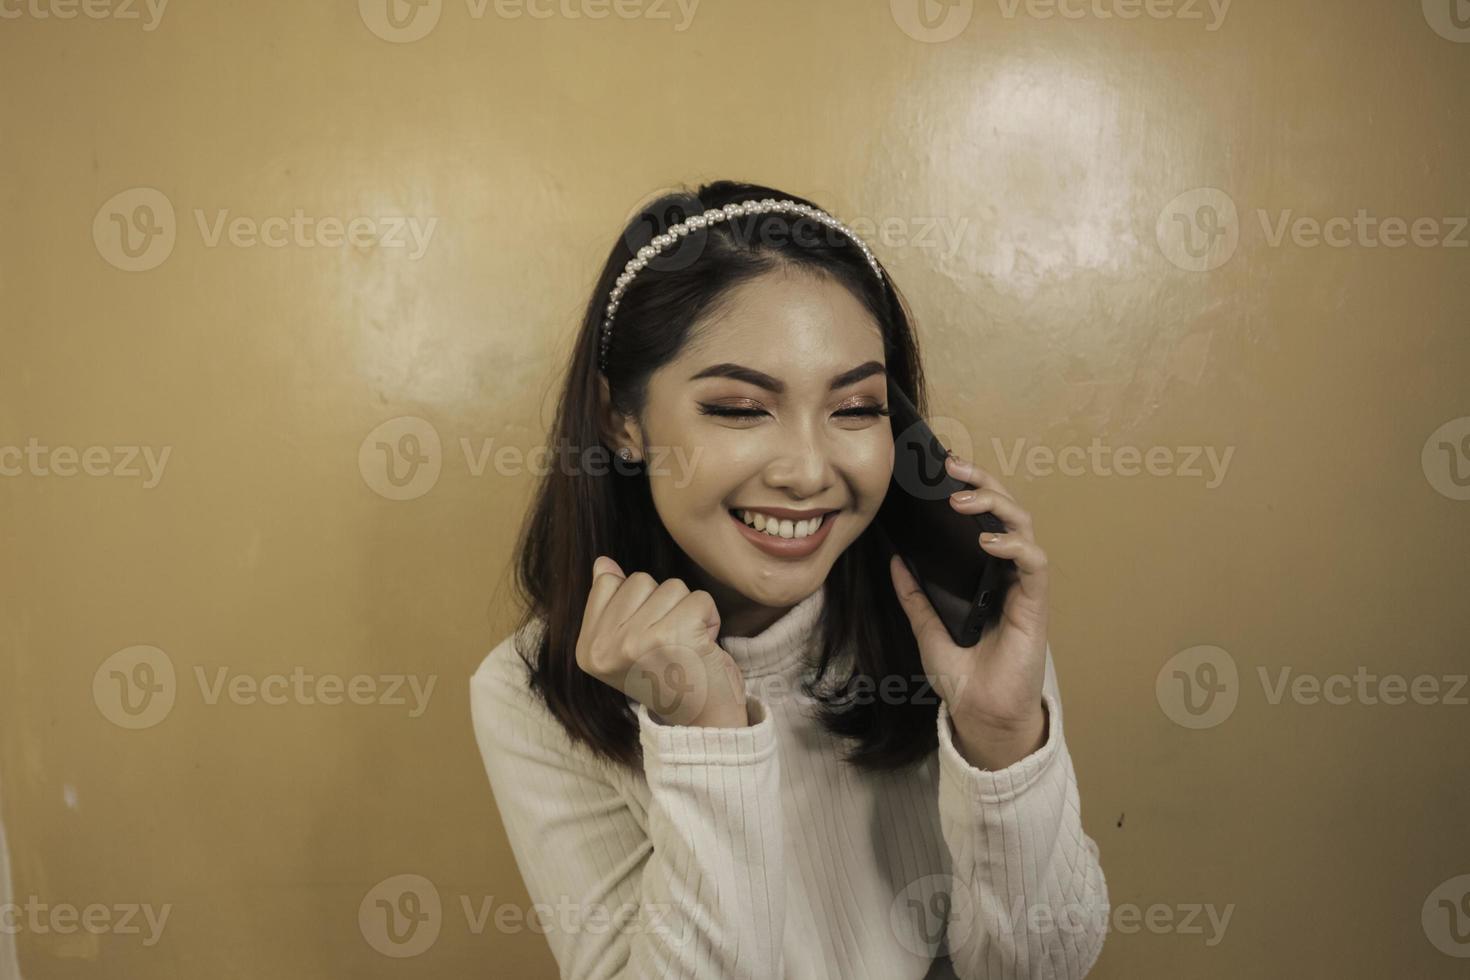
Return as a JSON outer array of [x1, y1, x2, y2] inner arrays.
[[727, 508, 839, 541]]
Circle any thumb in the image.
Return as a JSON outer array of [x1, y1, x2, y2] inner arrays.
[[889, 554, 948, 651], [593, 555, 626, 579]]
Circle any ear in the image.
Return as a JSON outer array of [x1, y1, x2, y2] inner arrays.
[[596, 373, 644, 460]]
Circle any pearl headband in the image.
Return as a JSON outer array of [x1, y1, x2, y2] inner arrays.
[[598, 198, 885, 373]]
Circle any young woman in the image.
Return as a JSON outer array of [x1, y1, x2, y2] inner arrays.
[[470, 180, 1108, 979]]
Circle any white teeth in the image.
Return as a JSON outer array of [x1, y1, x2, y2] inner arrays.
[[738, 510, 825, 539]]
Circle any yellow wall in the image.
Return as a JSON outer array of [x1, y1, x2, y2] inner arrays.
[[2, 0, 1468, 976]]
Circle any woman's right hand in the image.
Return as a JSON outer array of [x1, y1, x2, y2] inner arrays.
[[576, 556, 751, 728]]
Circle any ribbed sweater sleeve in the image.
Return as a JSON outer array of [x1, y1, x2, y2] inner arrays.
[[469, 637, 786, 980], [933, 645, 1109, 979]]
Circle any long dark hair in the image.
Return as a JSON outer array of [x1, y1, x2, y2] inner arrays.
[[509, 179, 938, 772]]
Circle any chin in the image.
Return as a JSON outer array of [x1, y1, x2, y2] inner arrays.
[[724, 564, 830, 609]]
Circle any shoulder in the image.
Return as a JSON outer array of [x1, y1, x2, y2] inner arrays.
[[469, 616, 548, 725], [469, 616, 617, 781]]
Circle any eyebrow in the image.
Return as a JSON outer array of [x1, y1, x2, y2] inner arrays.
[[688, 360, 887, 394]]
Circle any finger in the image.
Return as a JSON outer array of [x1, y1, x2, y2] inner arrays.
[[599, 569, 661, 631], [888, 554, 950, 650], [624, 577, 692, 636], [945, 453, 1012, 499], [978, 533, 1049, 596], [583, 555, 627, 636], [670, 589, 723, 649], [951, 489, 1033, 536]]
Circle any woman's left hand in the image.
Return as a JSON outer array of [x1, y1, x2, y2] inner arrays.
[[889, 452, 1050, 771]]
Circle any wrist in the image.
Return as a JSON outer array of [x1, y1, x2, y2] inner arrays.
[[692, 702, 750, 728], [654, 698, 751, 729], [949, 703, 1047, 770]]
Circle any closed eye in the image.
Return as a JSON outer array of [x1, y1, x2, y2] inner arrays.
[[697, 405, 891, 419]]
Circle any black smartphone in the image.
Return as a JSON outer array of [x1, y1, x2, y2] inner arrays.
[[874, 382, 1013, 647]]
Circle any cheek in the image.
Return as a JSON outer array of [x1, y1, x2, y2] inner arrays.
[[843, 432, 895, 507]]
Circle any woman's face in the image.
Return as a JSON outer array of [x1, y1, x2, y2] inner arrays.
[[617, 267, 895, 634]]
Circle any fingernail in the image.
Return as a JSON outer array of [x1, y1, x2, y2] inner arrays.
[[951, 490, 975, 504], [981, 532, 1001, 543]]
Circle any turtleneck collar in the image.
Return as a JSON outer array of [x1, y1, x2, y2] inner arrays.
[[718, 587, 826, 678]]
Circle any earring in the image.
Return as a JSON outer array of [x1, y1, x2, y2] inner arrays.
[[618, 447, 636, 463]]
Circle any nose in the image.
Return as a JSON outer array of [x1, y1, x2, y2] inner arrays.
[[762, 423, 835, 501]]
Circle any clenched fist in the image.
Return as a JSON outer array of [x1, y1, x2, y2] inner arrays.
[[576, 556, 752, 728]]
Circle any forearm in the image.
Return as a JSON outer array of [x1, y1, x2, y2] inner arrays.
[[629, 697, 787, 978]]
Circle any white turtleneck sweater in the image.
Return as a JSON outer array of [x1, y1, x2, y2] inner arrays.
[[470, 587, 1108, 979]]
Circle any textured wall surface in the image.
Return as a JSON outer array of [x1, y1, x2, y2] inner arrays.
[[2, 0, 1468, 976]]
